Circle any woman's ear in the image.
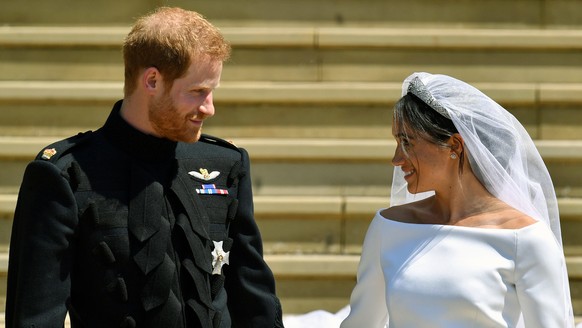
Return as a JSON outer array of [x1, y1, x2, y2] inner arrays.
[[449, 133, 465, 155]]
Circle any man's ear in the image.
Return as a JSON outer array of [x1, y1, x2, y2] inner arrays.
[[142, 67, 161, 92]]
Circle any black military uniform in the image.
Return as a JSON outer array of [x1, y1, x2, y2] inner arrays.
[[6, 100, 284, 328]]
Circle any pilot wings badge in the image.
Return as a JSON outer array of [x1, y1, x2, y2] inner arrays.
[[188, 168, 220, 181]]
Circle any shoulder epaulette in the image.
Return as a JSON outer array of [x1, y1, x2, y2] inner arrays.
[[198, 133, 240, 152], [36, 130, 94, 163]]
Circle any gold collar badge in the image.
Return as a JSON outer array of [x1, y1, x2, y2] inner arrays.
[[41, 148, 57, 160]]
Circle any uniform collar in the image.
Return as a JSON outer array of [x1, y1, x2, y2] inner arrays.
[[101, 100, 177, 163]]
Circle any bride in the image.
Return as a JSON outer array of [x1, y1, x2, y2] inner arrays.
[[286, 72, 574, 327]]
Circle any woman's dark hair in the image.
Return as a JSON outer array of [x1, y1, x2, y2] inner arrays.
[[393, 93, 465, 175]]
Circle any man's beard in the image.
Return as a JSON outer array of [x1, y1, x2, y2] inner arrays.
[[148, 94, 201, 143]]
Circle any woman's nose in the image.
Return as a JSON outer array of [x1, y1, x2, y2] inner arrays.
[[391, 145, 405, 167]]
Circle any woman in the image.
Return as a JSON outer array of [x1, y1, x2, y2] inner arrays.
[[340, 72, 574, 327]]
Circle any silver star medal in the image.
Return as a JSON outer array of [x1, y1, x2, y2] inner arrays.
[[211, 240, 230, 275]]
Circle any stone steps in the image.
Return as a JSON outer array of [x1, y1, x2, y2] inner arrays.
[[1, 81, 582, 143], [3, 137, 582, 195], [3, 134, 582, 315], [1, 252, 582, 317], [3, 26, 582, 85], [2, 0, 582, 28], [3, 193, 582, 251], [2, 80, 582, 104], [3, 15, 582, 319], [3, 26, 582, 49]]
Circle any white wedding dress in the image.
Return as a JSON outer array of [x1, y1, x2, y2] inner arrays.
[[339, 210, 570, 327], [284, 209, 571, 328]]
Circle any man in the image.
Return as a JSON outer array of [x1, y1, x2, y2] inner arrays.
[[6, 7, 284, 328]]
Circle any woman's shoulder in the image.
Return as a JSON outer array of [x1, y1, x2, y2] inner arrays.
[[379, 205, 410, 222], [461, 204, 538, 229], [379, 197, 434, 224], [380, 197, 539, 230]]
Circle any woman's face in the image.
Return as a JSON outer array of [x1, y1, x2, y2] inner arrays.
[[391, 122, 454, 194]]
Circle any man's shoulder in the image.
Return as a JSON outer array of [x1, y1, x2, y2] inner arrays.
[[35, 130, 96, 165], [180, 134, 245, 158], [198, 134, 240, 151]]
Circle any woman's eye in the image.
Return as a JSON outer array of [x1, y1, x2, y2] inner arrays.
[[400, 139, 411, 148]]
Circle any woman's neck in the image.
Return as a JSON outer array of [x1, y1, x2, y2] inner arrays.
[[431, 172, 501, 225]]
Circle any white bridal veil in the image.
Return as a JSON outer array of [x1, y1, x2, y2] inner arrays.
[[391, 72, 574, 327]]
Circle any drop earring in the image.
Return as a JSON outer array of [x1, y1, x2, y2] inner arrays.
[[450, 153, 457, 159]]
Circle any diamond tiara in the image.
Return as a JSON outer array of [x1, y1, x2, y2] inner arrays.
[[406, 76, 450, 119]]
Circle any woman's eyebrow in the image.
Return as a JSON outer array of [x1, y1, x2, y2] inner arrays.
[[394, 133, 415, 139]]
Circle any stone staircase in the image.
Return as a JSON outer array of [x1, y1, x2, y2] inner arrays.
[[2, 0, 582, 324]]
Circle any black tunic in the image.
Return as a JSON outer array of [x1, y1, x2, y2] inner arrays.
[[6, 100, 284, 328]]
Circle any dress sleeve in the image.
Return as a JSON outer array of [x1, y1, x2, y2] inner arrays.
[[341, 215, 389, 328], [515, 223, 573, 328], [223, 148, 284, 328], [5, 160, 78, 327]]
